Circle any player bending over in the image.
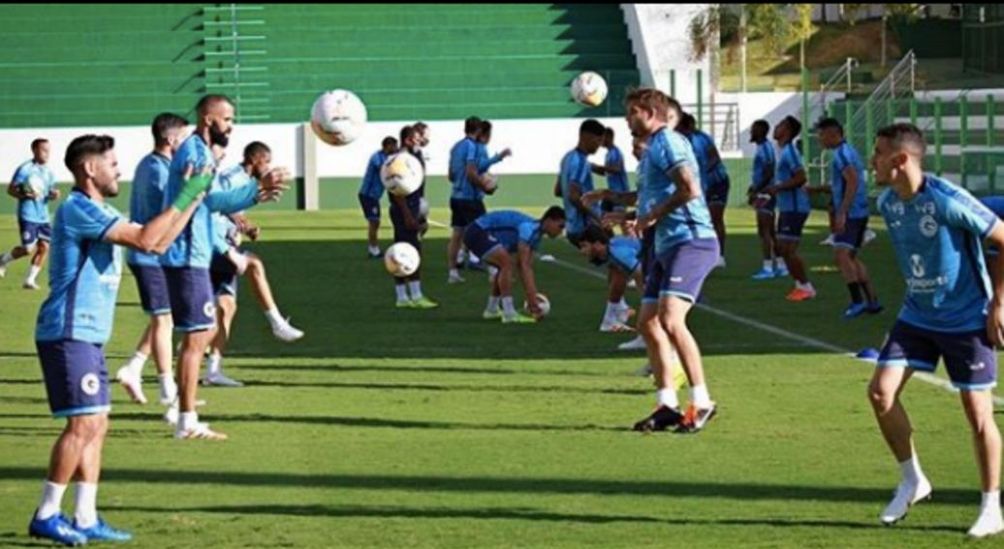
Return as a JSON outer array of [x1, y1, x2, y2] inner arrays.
[[577, 225, 641, 332]]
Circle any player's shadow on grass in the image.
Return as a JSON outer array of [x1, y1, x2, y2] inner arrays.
[[239, 379, 644, 397], [237, 363, 615, 377]]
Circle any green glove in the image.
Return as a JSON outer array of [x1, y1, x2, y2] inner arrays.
[[172, 173, 213, 211]]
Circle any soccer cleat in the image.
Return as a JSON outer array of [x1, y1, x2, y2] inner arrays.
[[73, 516, 133, 542], [410, 296, 439, 309], [367, 250, 382, 259], [618, 335, 647, 351], [0, 265, 6, 278], [202, 371, 244, 387], [616, 307, 636, 324], [862, 228, 878, 247], [880, 476, 932, 525], [632, 405, 684, 432], [750, 267, 776, 281], [482, 308, 502, 320], [785, 287, 816, 302], [626, 279, 637, 289], [23, 279, 39, 290], [600, 320, 635, 333], [115, 368, 147, 405], [175, 422, 228, 440], [674, 403, 717, 433], [395, 300, 413, 309], [29, 513, 87, 546], [968, 506, 1004, 538], [867, 301, 884, 315], [271, 318, 304, 342], [843, 302, 869, 319], [164, 404, 179, 426], [633, 363, 653, 377], [447, 273, 466, 284], [819, 233, 836, 246], [502, 313, 536, 324], [774, 264, 789, 277]]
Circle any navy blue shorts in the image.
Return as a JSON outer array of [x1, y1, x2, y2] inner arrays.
[[639, 227, 656, 277], [463, 223, 504, 261], [777, 212, 809, 241], [706, 177, 731, 206], [163, 267, 217, 332], [833, 216, 869, 251], [390, 204, 422, 251], [128, 263, 171, 315], [878, 320, 998, 390], [210, 252, 240, 297], [36, 339, 110, 418], [18, 219, 52, 247], [450, 198, 486, 229], [643, 237, 720, 304], [358, 193, 380, 222]]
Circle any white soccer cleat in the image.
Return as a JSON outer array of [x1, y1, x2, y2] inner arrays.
[[617, 335, 647, 351], [447, 272, 466, 284], [819, 233, 836, 246], [634, 363, 653, 377], [163, 403, 179, 426], [174, 422, 228, 441], [599, 320, 635, 333], [115, 367, 147, 405], [862, 228, 878, 247], [0, 265, 6, 278], [22, 279, 39, 290], [271, 318, 304, 342], [626, 279, 637, 289], [202, 371, 244, 387], [880, 476, 932, 525], [969, 505, 1004, 538]]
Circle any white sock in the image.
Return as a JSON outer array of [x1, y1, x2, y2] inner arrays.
[[982, 490, 1001, 512], [368, 245, 380, 255], [801, 281, 816, 293], [486, 296, 500, 312], [689, 383, 712, 408], [449, 268, 460, 278], [501, 296, 516, 316], [657, 387, 679, 409], [125, 351, 147, 377], [899, 455, 923, 485], [179, 411, 199, 431], [408, 281, 423, 300], [73, 482, 98, 529], [775, 258, 785, 269], [264, 308, 283, 327], [207, 354, 222, 376], [763, 259, 773, 270], [0, 251, 12, 266], [34, 481, 67, 521], [157, 373, 176, 394], [26, 264, 41, 282], [395, 284, 409, 302]]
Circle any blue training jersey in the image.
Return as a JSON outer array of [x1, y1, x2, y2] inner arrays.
[[605, 146, 629, 193], [775, 142, 810, 213], [558, 147, 598, 235], [830, 140, 869, 219], [449, 137, 480, 201], [474, 210, 542, 253], [878, 175, 999, 332], [126, 152, 170, 267], [608, 236, 641, 274], [35, 189, 124, 344], [160, 134, 259, 269], [12, 160, 56, 224], [358, 150, 387, 200], [751, 141, 775, 191], [639, 127, 716, 253], [211, 164, 256, 255]]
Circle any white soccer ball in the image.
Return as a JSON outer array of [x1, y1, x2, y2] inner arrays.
[[384, 242, 421, 277], [310, 89, 367, 146], [571, 71, 608, 108], [524, 293, 551, 317], [22, 174, 45, 196], [380, 152, 424, 196]]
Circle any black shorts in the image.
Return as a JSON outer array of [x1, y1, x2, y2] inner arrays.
[[390, 203, 422, 251], [450, 198, 486, 229]]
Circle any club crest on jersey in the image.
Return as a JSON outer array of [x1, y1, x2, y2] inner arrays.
[[81, 373, 100, 396], [22, 231, 31, 241], [919, 215, 939, 238], [203, 301, 216, 318]]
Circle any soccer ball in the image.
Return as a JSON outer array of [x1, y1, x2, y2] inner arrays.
[[483, 173, 499, 195], [380, 153, 424, 196], [524, 293, 551, 317], [22, 174, 45, 196], [571, 71, 608, 108], [310, 89, 367, 146], [384, 242, 421, 277]]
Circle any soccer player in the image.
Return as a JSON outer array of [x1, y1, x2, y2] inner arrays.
[[624, 88, 720, 434], [359, 136, 398, 259], [446, 117, 493, 284], [578, 225, 642, 332], [115, 113, 189, 409], [747, 119, 785, 280], [814, 117, 881, 318], [390, 125, 437, 308], [591, 127, 630, 215], [0, 138, 60, 289], [28, 134, 207, 545], [678, 112, 730, 268], [764, 115, 816, 301], [554, 119, 605, 246], [463, 207, 566, 323], [160, 94, 288, 440], [205, 141, 305, 387], [869, 123, 1004, 538]]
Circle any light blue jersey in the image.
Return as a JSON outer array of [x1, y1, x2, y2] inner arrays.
[[559, 148, 598, 235], [36, 190, 124, 343], [830, 140, 870, 219], [12, 160, 56, 223], [474, 210, 542, 253], [751, 141, 775, 191], [211, 164, 255, 254], [775, 142, 810, 213], [635, 155, 650, 216], [449, 137, 480, 201], [476, 142, 505, 174], [126, 152, 170, 267], [161, 134, 259, 269], [878, 175, 999, 332], [639, 127, 716, 253], [609, 236, 641, 274], [358, 150, 387, 200], [605, 146, 629, 193]]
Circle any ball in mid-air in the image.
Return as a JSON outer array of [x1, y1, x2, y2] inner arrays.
[[571, 71, 608, 108], [384, 242, 421, 277], [310, 89, 367, 146]]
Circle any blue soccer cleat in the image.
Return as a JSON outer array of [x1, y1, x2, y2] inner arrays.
[[74, 517, 133, 542], [774, 265, 789, 278], [843, 302, 869, 319], [751, 267, 775, 280], [28, 513, 87, 546], [867, 301, 884, 315]]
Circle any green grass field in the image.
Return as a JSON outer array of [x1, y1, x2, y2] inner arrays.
[[0, 203, 1000, 548]]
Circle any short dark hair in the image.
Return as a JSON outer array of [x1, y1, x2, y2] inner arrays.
[[479, 120, 493, 135], [243, 141, 271, 163], [580, 224, 610, 245], [679, 112, 696, 130], [400, 125, 416, 144], [876, 122, 927, 156], [604, 127, 614, 139], [580, 119, 605, 137], [64, 134, 114, 172], [381, 136, 398, 148], [151, 113, 188, 146], [782, 115, 802, 136], [541, 205, 566, 221], [195, 94, 233, 115], [412, 121, 428, 134], [752, 119, 770, 134], [815, 117, 843, 134], [30, 138, 48, 151], [464, 116, 482, 134]]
